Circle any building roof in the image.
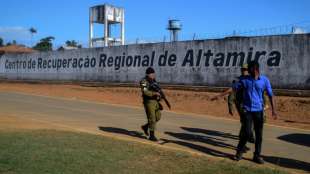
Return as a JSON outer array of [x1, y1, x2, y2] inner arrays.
[[58, 45, 78, 51], [0, 45, 35, 54]]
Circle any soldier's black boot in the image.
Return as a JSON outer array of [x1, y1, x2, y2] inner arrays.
[[141, 124, 149, 136], [149, 131, 158, 142]]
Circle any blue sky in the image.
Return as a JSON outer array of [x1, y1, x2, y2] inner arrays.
[[0, 0, 309, 48]]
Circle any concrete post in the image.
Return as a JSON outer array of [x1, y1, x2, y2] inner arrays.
[[104, 5, 108, 47], [89, 7, 93, 48], [121, 9, 125, 45]]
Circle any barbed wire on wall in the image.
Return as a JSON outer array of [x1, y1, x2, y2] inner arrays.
[[205, 21, 310, 39], [3, 21, 308, 48], [128, 21, 310, 44]]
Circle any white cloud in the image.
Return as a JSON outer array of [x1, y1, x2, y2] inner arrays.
[[0, 26, 28, 33], [0, 26, 31, 44]]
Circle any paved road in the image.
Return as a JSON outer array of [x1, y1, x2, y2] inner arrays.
[[0, 92, 309, 173]]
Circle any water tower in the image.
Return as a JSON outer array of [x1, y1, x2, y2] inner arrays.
[[167, 19, 182, 42], [89, 4, 125, 47]]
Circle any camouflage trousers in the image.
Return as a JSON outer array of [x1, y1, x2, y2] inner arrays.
[[143, 100, 161, 131]]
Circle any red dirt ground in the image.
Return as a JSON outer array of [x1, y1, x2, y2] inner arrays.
[[0, 83, 309, 130]]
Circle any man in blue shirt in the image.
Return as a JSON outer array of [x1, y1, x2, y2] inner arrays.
[[233, 60, 277, 164], [228, 64, 255, 145]]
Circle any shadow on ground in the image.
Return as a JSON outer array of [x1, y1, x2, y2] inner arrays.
[[160, 138, 233, 158], [98, 126, 310, 172], [164, 131, 236, 150], [278, 133, 310, 147], [181, 127, 239, 140], [98, 126, 147, 139], [162, 127, 237, 159], [263, 155, 310, 173]]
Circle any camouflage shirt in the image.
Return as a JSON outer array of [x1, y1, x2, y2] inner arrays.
[[140, 77, 158, 102]]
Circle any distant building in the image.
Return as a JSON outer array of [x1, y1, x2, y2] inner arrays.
[[291, 27, 306, 34], [57, 45, 79, 51]]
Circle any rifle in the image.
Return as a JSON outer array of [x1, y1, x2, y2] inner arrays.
[[149, 81, 171, 110]]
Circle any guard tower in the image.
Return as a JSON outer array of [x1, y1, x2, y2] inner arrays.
[[167, 19, 182, 42], [89, 4, 125, 47]]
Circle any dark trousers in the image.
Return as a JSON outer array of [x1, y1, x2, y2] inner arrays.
[[239, 114, 255, 141], [238, 109, 254, 141], [237, 111, 264, 156]]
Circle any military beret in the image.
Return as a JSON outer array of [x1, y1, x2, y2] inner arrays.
[[146, 67, 155, 74]]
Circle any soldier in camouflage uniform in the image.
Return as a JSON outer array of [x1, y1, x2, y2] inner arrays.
[[140, 67, 162, 141]]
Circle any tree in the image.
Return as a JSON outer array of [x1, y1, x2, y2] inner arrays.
[[33, 36, 55, 51], [29, 27, 37, 46], [65, 40, 78, 47], [0, 37, 3, 47], [12, 40, 17, 45]]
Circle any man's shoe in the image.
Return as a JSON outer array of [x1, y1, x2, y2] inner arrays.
[[149, 136, 158, 142], [149, 131, 158, 142], [141, 124, 149, 136], [253, 155, 264, 164], [233, 152, 243, 161]]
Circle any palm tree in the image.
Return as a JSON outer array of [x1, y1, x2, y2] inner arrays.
[[65, 40, 78, 47], [33, 36, 55, 51], [29, 27, 37, 47]]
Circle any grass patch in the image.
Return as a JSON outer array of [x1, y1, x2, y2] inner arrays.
[[0, 129, 288, 174]]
